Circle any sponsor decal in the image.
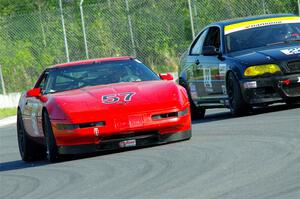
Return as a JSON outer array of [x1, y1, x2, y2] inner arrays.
[[189, 83, 197, 98], [203, 68, 212, 88], [219, 64, 227, 76], [280, 48, 300, 55], [102, 92, 136, 104], [119, 139, 136, 148], [224, 16, 300, 35], [31, 112, 39, 135]]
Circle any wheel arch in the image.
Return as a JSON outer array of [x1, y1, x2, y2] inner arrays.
[[225, 67, 242, 90]]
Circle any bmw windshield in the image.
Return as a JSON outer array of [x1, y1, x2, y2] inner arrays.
[[225, 23, 300, 53], [42, 59, 160, 94]]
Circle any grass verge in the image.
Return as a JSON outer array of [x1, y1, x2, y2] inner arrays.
[[0, 108, 17, 119]]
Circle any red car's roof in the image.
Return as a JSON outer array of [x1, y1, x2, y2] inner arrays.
[[52, 56, 134, 68]]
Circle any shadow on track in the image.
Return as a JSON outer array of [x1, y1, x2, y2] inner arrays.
[[0, 160, 49, 172]]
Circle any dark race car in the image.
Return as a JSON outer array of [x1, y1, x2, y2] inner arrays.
[[179, 14, 300, 118], [17, 56, 191, 162]]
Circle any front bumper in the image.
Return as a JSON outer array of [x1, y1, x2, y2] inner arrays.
[[51, 106, 191, 148], [57, 129, 191, 155], [240, 74, 300, 104]]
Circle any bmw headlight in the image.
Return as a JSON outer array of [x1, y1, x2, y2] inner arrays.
[[244, 64, 281, 77]]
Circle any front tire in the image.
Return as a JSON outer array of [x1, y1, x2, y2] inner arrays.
[[17, 110, 44, 161], [227, 72, 251, 116], [43, 111, 59, 162]]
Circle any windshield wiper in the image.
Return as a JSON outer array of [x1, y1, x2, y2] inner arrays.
[[267, 39, 300, 46]]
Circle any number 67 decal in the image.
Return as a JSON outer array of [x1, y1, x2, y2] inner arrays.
[[102, 92, 136, 104]]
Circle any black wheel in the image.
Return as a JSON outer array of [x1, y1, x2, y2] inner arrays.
[[227, 72, 251, 116], [17, 110, 44, 161], [190, 98, 206, 119], [180, 79, 206, 119], [43, 111, 59, 162]]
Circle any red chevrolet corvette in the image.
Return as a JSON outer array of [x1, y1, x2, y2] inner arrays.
[[17, 56, 191, 162]]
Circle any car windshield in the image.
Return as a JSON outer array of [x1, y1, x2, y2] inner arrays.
[[43, 59, 160, 94], [225, 23, 300, 53]]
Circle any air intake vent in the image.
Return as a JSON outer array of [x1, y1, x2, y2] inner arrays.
[[152, 112, 178, 120], [286, 61, 300, 73]]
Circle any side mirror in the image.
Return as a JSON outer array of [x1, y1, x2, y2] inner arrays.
[[202, 46, 220, 56], [26, 88, 41, 98], [159, 73, 174, 81]]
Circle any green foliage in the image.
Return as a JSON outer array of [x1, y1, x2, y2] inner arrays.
[[0, 108, 17, 119], [0, 0, 298, 93]]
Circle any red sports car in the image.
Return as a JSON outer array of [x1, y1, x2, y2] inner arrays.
[[17, 56, 191, 162]]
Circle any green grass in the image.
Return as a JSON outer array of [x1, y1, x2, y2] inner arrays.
[[0, 108, 17, 119]]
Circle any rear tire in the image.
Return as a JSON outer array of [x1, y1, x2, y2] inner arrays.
[[17, 110, 44, 162], [190, 99, 206, 119], [180, 79, 206, 119], [43, 111, 60, 162], [227, 72, 251, 116]]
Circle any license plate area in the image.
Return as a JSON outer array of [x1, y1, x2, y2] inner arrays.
[[114, 115, 144, 129], [128, 115, 144, 128]]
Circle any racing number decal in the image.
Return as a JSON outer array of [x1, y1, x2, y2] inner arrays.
[[102, 92, 136, 104], [102, 94, 119, 104], [203, 68, 212, 88]]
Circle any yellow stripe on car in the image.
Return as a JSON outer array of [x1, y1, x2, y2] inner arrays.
[[224, 16, 300, 35]]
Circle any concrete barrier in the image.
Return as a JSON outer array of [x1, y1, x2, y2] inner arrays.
[[0, 93, 21, 108]]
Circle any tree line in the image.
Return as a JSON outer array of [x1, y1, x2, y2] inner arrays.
[[0, 0, 298, 93]]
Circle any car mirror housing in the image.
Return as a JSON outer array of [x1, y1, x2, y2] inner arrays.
[[202, 46, 220, 56], [159, 73, 174, 81], [26, 88, 41, 98]]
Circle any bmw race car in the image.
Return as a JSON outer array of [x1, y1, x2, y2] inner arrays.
[[179, 14, 300, 118], [17, 56, 191, 162]]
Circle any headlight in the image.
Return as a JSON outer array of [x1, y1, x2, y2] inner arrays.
[[244, 64, 281, 77]]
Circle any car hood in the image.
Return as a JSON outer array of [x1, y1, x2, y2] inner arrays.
[[47, 80, 187, 123], [229, 44, 300, 66]]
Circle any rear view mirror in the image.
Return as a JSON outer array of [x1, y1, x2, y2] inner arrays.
[[26, 88, 41, 98], [159, 73, 174, 81]]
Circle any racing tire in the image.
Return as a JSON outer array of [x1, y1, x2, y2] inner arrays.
[[180, 79, 206, 119], [227, 72, 251, 116], [43, 111, 60, 162], [17, 110, 44, 162], [190, 99, 206, 119]]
